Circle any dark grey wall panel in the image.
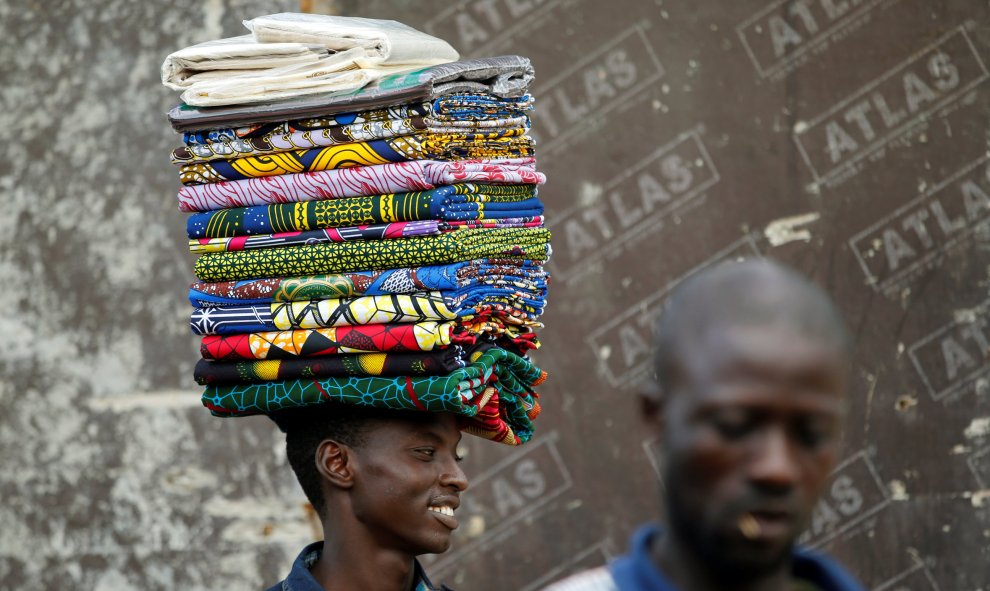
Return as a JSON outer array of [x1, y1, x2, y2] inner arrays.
[[2, 1, 988, 589]]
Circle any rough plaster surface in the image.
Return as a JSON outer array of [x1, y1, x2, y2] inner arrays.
[[0, 2, 313, 589]]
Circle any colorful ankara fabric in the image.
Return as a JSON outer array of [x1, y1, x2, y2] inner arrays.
[[188, 259, 548, 306], [194, 345, 477, 385], [174, 95, 534, 164], [178, 131, 534, 186], [193, 227, 552, 282], [168, 56, 535, 132], [175, 111, 429, 164], [202, 347, 546, 445], [191, 278, 545, 313], [188, 220, 437, 254], [431, 93, 533, 121], [190, 290, 544, 336], [200, 321, 455, 361], [176, 158, 545, 212], [441, 216, 543, 231], [182, 102, 433, 147], [187, 217, 545, 254], [190, 292, 458, 335], [173, 115, 429, 164], [185, 183, 538, 238], [180, 94, 533, 148]]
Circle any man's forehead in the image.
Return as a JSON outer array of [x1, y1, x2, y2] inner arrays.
[[661, 260, 847, 338], [683, 322, 845, 377], [703, 322, 846, 358], [366, 412, 461, 442], [671, 324, 847, 406]]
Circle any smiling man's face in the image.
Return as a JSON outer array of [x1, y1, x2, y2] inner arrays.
[[660, 321, 846, 578], [347, 412, 469, 556]]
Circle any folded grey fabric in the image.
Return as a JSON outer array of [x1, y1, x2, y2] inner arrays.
[[167, 55, 535, 132]]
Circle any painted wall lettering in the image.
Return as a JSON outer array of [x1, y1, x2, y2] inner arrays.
[[849, 155, 990, 295], [797, 450, 890, 548], [533, 23, 664, 154], [793, 27, 988, 184], [427, 433, 572, 574], [586, 236, 759, 388], [555, 129, 718, 282], [424, 0, 560, 56], [908, 298, 990, 402], [738, 0, 890, 78]]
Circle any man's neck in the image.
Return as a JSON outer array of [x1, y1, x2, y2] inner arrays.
[[652, 533, 792, 591], [311, 526, 418, 591]]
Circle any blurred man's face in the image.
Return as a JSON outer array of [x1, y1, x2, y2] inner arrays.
[[660, 323, 845, 578]]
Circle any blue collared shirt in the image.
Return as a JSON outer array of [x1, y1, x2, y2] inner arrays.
[[264, 542, 445, 591], [609, 525, 866, 591]]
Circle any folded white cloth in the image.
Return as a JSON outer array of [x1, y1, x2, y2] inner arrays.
[[245, 13, 459, 67], [179, 48, 418, 107], [161, 35, 328, 90], [162, 14, 460, 107]]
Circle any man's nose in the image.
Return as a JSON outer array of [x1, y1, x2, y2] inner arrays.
[[441, 456, 469, 492], [749, 426, 799, 492]]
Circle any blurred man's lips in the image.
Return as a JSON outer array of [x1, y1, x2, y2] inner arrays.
[[737, 510, 793, 542]]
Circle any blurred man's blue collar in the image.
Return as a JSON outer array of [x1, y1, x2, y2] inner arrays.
[[608, 524, 866, 591]]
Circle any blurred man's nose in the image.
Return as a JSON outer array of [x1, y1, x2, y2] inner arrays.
[[748, 426, 799, 493]]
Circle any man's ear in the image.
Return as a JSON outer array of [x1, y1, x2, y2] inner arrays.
[[315, 439, 356, 490], [638, 380, 665, 433]]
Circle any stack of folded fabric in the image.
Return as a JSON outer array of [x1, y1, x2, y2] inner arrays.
[[163, 13, 550, 445]]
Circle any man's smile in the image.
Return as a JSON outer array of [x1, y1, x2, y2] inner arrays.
[[428, 502, 459, 529]]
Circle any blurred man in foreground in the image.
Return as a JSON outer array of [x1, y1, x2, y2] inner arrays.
[[546, 259, 865, 591]]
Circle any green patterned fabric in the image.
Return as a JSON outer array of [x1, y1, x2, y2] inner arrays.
[[201, 347, 547, 444], [194, 227, 551, 282], [187, 182, 537, 239]]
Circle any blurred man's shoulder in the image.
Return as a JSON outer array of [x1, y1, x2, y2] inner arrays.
[[542, 566, 618, 591]]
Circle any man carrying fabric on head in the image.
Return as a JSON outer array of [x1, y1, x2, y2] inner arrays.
[[545, 259, 865, 591], [265, 403, 467, 591]]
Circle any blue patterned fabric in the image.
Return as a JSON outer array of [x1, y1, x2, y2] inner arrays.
[[188, 260, 549, 309]]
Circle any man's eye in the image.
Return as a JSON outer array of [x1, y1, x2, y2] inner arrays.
[[795, 422, 833, 448], [415, 448, 436, 458], [711, 414, 754, 439]]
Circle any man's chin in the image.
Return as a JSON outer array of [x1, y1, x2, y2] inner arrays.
[[416, 534, 453, 557], [718, 539, 794, 580]]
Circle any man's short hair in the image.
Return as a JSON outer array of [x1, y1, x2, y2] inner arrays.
[[278, 403, 394, 518], [652, 258, 850, 394]]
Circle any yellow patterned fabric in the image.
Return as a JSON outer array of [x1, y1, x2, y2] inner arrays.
[[179, 131, 534, 185], [271, 293, 457, 330]]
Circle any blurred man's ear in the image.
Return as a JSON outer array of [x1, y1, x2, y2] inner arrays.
[[638, 380, 665, 432]]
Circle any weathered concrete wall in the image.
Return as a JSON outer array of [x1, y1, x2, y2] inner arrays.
[[0, 2, 313, 589], [2, 0, 989, 590]]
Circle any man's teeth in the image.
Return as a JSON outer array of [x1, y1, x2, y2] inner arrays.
[[429, 506, 455, 517]]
